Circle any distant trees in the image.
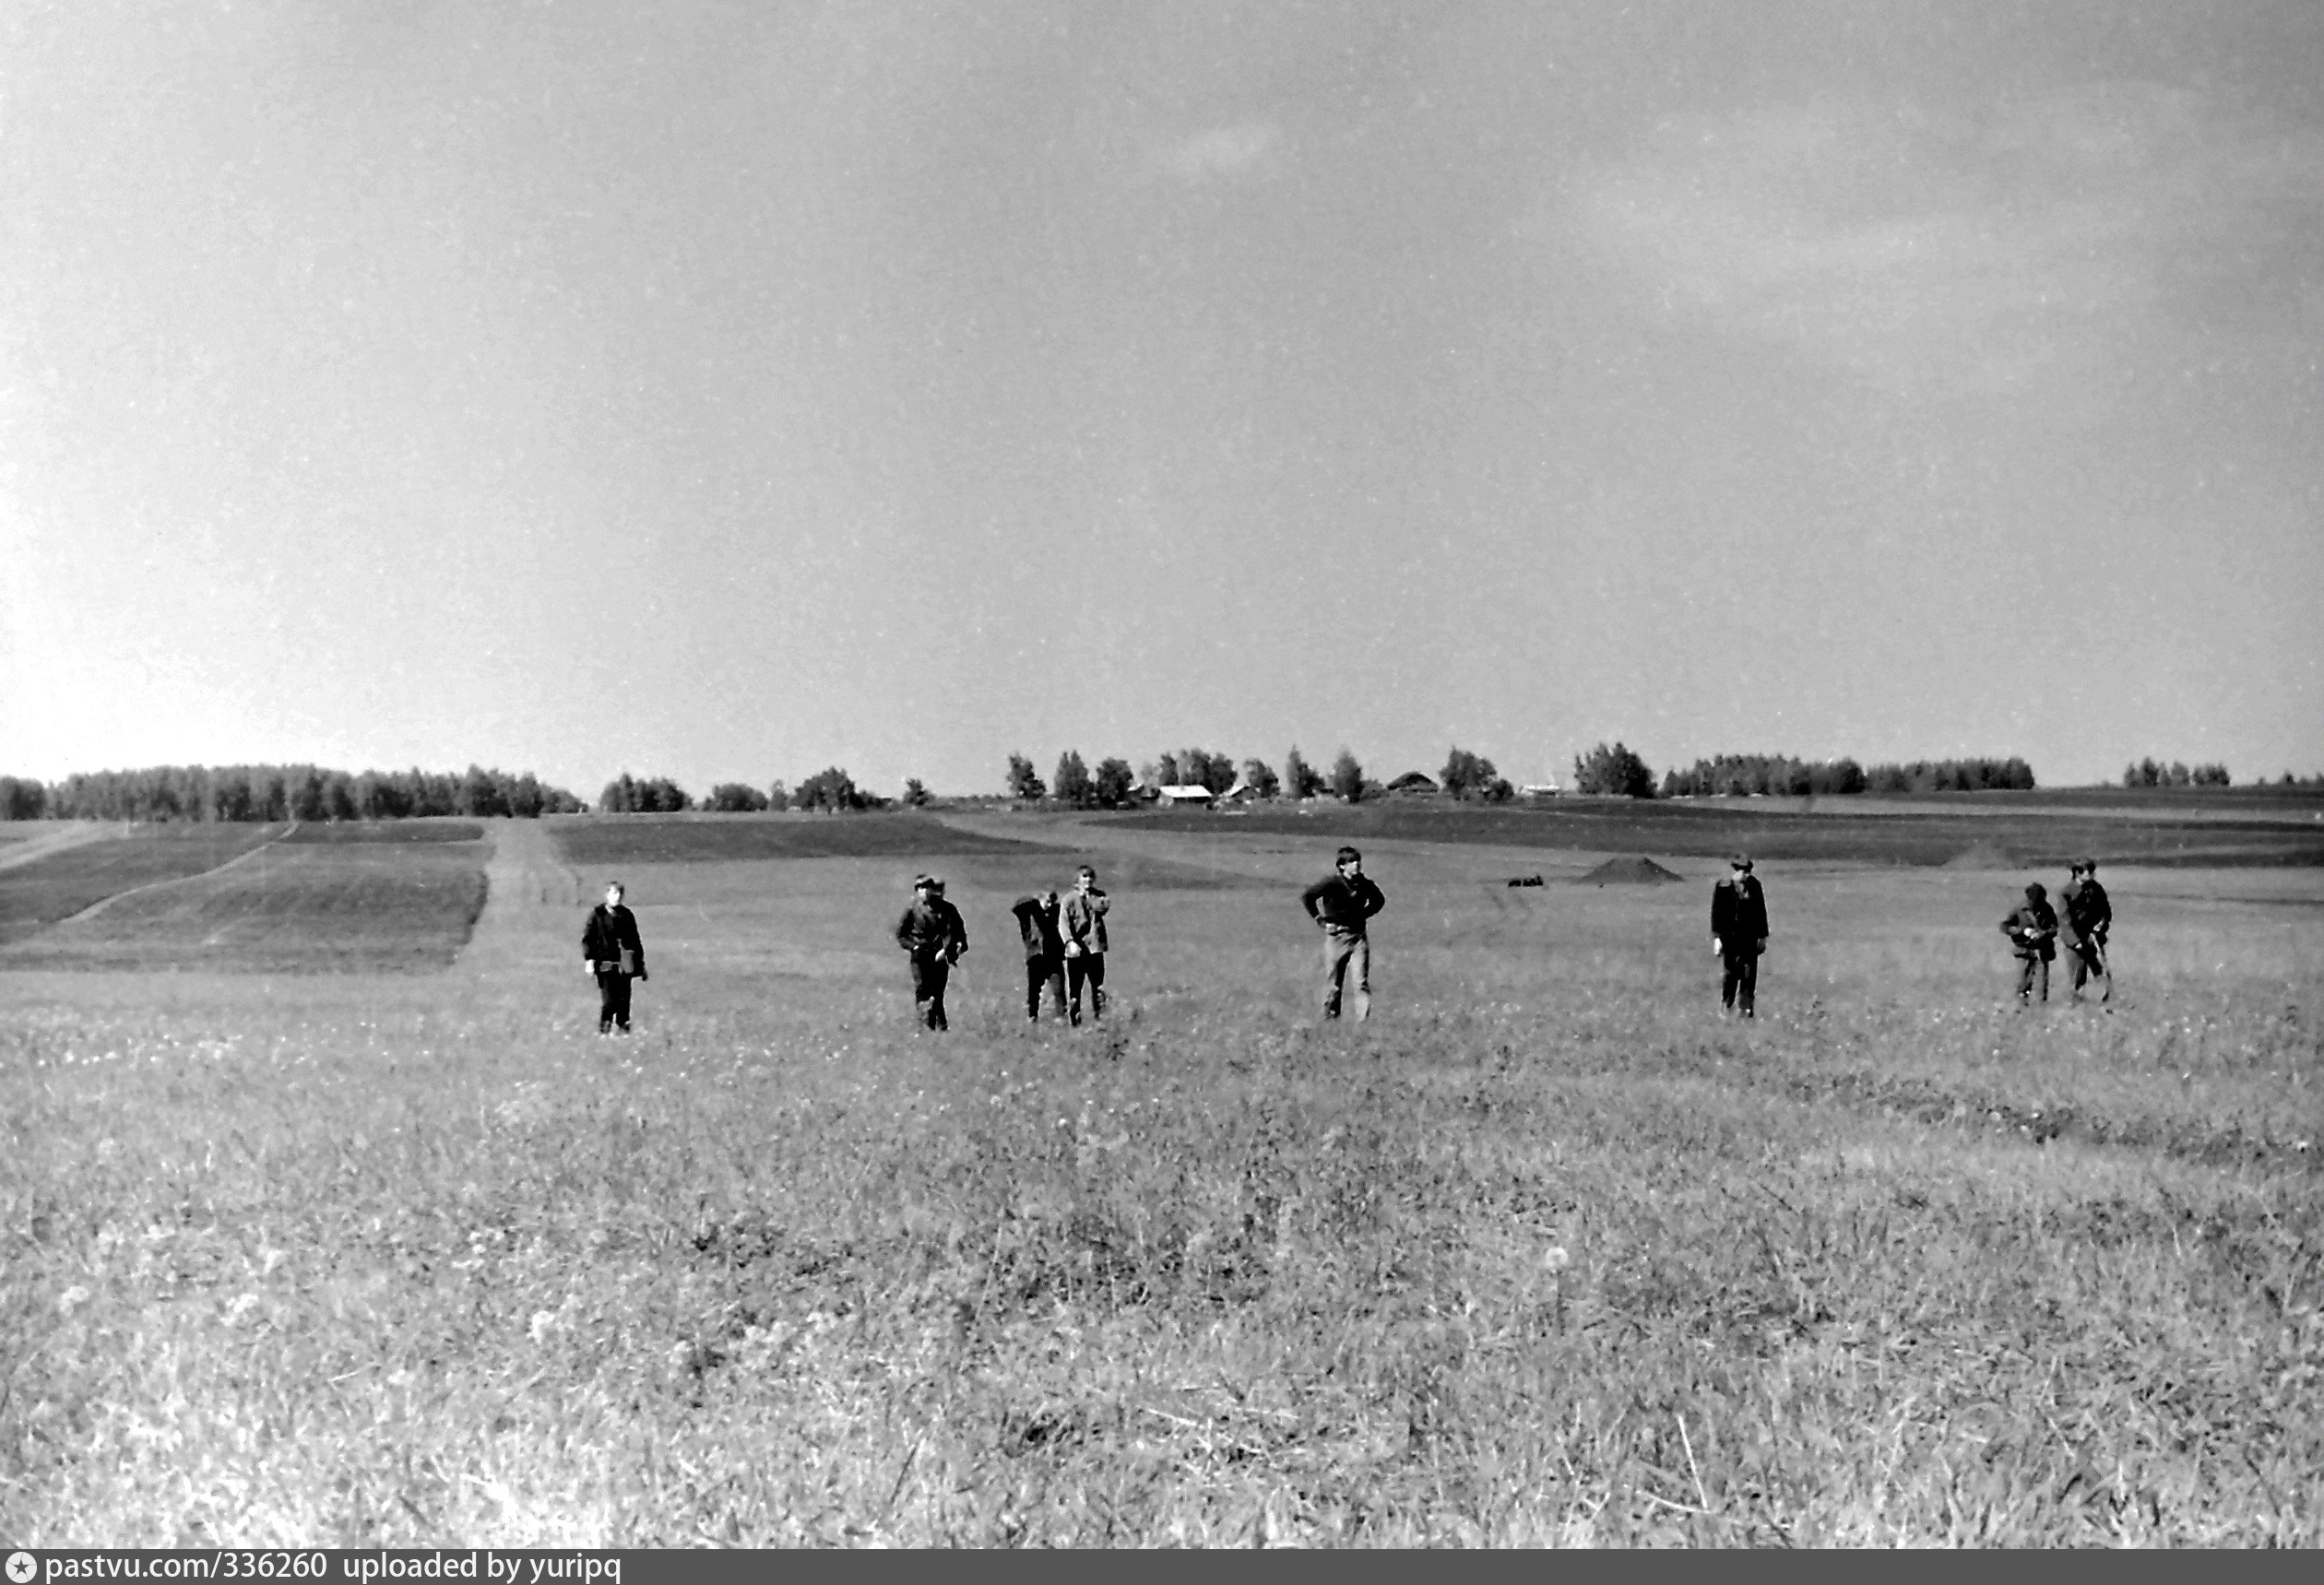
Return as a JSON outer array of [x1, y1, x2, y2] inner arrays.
[[0, 763, 584, 822], [795, 766, 865, 813], [901, 778, 931, 808], [1052, 751, 1093, 809], [1240, 757, 1280, 799], [1176, 749, 1237, 796], [599, 774, 693, 813], [2124, 758, 2228, 788], [1661, 755, 1868, 798], [1863, 757, 2034, 793], [1283, 746, 1324, 799], [767, 781, 791, 811], [1005, 753, 1047, 802], [706, 783, 770, 812], [1572, 742, 1657, 798], [1330, 748, 1366, 803], [1441, 747, 1512, 802], [1093, 758, 1135, 809]]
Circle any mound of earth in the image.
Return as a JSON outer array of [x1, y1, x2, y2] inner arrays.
[[1942, 843, 2014, 869], [1576, 856, 1685, 886]]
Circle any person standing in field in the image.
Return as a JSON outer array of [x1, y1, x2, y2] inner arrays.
[[2000, 881, 2059, 1005], [1061, 865, 1110, 1025], [2059, 858, 2113, 1003], [1711, 855, 1770, 1017], [1010, 888, 1068, 1023], [581, 881, 648, 1035], [1301, 846, 1386, 1022], [895, 874, 968, 1032]]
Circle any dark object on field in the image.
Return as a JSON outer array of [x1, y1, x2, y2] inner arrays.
[[1506, 874, 1545, 887], [1576, 856, 1684, 886]]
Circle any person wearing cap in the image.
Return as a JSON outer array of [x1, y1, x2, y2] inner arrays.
[[895, 874, 968, 1031], [1710, 856, 1770, 1017], [2059, 858, 2113, 1002], [581, 881, 648, 1035], [2000, 881, 2059, 1005], [1300, 846, 1386, 1021], [1061, 865, 1110, 1024], [1010, 888, 1069, 1023]]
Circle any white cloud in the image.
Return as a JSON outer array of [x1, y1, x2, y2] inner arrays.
[[1565, 86, 2324, 396], [1155, 121, 1285, 183]]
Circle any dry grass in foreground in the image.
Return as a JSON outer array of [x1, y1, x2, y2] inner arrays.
[[2, 953, 2317, 1545]]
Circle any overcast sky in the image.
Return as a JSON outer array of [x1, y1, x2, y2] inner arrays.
[[5, 1, 2319, 798]]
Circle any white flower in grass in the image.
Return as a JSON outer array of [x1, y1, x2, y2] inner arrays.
[[224, 1292, 262, 1327], [1543, 1247, 1571, 1274], [58, 1284, 91, 1315], [528, 1309, 561, 1345]]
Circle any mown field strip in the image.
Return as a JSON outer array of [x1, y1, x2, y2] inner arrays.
[[51, 821, 302, 926]]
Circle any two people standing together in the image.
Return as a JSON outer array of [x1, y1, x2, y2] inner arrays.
[[2001, 858, 2112, 1005], [1007, 867, 1112, 1026]]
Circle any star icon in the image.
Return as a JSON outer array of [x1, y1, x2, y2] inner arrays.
[[6, 1552, 38, 1585]]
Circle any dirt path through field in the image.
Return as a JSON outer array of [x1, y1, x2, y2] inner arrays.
[[459, 818, 587, 981], [0, 822, 116, 874]]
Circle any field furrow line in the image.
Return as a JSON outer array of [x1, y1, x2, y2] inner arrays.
[[48, 821, 300, 925]]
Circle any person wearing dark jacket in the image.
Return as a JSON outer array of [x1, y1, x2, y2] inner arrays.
[[1710, 855, 1771, 1017], [1300, 846, 1386, 1021], [1061, 866, 1109, 1025], [895, 874, 968, 1031], [581, 881, 648, 1035], [1010, 890, 1068, 1023], [2000, 882, 2059, 1005], [2059, 858, 2112, 1002]]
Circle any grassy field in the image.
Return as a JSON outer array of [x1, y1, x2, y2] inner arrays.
[[10, 837, 490, 975], [1130, 793, 2324, 869], [0, 812, 2318, 1545], [280, 821, 487, 846], [0, 826, 283, 946]]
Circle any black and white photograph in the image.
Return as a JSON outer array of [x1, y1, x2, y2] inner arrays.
[[4, 0, 2320, 1549]]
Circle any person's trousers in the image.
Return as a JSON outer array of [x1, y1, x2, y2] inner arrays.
[[596, 971, 633, 1033], [2066, 938, 2107, 998], [1322, 928, 1370, 1021], [908, 955, 951, 1031], [1066, 952, 1106, 1023], [1024, 954, 1065, 1021], [2016, 955, 2050, 1003], [1720, 949, 1759, 1016]]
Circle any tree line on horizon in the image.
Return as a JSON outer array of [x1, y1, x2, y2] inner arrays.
[[2123, 758, 2232, 787], [11, 751, 2304, 827], [0, 764, 584, 823], [1654, 752, 2038, 798]]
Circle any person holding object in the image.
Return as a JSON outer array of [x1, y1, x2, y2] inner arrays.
[[1010, 888, 1069, 1023], [2060, 858, 2113, 1003], [1710, 855, 1770, 1017], [1061, 865, 1110, 1024], [581, 881, 647, 1035], [2001, 881, 2059, 1005], [1300, 846, 1386, 1022], [895, 874, 968, 1032]]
